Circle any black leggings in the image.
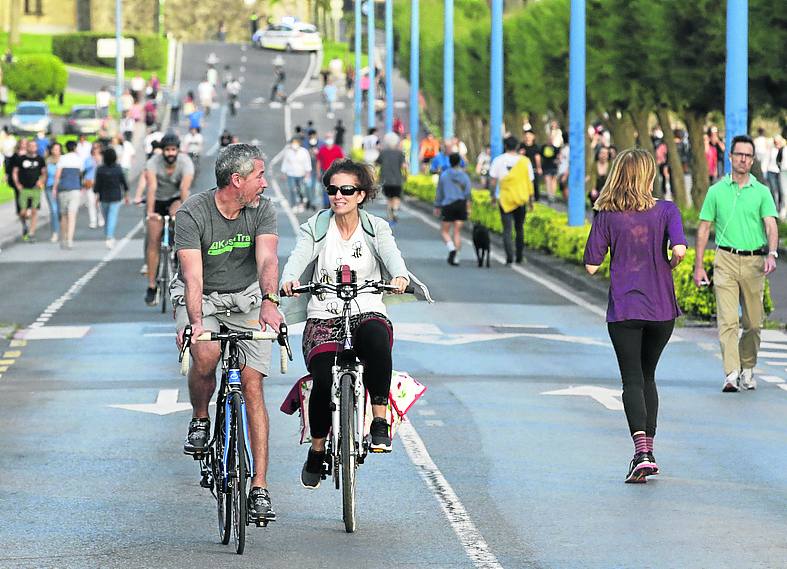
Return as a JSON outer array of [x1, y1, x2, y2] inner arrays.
[[307, 319, 392, 439], [607, 319, 674, 437]]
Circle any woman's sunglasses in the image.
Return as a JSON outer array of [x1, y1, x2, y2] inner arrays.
[[326, 185, 362, 196]]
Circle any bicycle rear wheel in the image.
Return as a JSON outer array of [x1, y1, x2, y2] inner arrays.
[[215, 404, 232, 545], [230, 394, 247, 554], [340, 373, 357, 533], [159, 245, 169, 314]]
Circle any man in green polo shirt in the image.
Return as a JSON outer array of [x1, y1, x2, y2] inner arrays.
[[694, 134, 779, 393]]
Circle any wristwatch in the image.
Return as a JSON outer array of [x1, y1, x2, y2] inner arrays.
[[768, 250, 779, 259], [262, 292, 280, 306]]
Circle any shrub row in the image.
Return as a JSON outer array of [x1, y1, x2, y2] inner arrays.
[[52, 33, 164, 71], [1, 54, 67, 101], [403, 175, 773, 320]]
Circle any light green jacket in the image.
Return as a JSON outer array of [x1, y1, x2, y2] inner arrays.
[[279, 209, 434, 324]]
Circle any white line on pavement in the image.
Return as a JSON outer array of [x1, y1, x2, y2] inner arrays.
[[760, 375, 785, 383], [398, 422, 503, 569], [779, 384, 787, 392], [23, 221, 143, 331]]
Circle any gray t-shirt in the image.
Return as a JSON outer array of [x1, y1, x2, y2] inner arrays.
[[376, 149, 405, 187], [175, 189, 278, 293], [146, 153, 194, 201]]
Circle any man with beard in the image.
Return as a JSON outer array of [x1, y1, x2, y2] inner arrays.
[[173, 143, 281, 523], [144, 133, 194, 305]]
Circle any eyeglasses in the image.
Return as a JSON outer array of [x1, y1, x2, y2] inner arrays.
[[326, 185, 361, 196], [731, 152, 754, 160]]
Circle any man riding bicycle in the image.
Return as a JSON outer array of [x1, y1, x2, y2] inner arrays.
[[174, 143, 282, 522], [144, 133, 194, 305], [280, 159, 431, 489]]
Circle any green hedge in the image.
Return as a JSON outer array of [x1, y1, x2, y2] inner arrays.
[[2, 54, 67, 101], [52, 33, 164, 71], [403, 175, 774, 320]]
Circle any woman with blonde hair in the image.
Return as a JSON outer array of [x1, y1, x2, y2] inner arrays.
[[583, 148, 687, 483]]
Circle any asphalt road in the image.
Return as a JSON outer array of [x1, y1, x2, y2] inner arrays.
[[1, 42, 787, 569]]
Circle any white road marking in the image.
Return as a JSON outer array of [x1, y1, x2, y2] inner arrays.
[[241, 55, 247, 63], [289, 101, 304, 109], [766, 361, 787, 367], [17, 326, 91, 340], [542, 385, 624, 411], [398, 422, 503, 569], [109, 389, 192, 416], [205, 105, 229, 156], [759, 342, 787, 351], [759, 375, 785, 383], [779, 385, 787, 393], [417, 408, 436, 416], [144, 332, 176, 337], [758, 351, 787, 359], [240, 65, 246, 73], [424, 420, 444, 427]]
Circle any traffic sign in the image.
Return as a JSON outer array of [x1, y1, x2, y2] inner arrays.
[[97, 38, 135, 59]]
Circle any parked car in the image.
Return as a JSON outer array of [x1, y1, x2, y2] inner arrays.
[[10, 101, 52, 135], [64, 105, 102, 135], [252, 21, 322, 52]]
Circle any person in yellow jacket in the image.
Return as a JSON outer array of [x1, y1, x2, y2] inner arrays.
[[489, 136, 535, 264]]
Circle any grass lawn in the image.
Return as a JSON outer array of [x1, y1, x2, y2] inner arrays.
[[322, 40, 368, 70], [0, 32, 168, 86], [0, 181, 12, 205]]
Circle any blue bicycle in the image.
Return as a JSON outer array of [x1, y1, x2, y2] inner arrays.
[[179, 323, 292, 554]]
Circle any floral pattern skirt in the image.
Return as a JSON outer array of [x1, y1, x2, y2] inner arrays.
[[301, 311, 393, 366]]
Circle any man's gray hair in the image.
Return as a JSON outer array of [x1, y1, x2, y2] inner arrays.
[[215, 143, 265, 187]]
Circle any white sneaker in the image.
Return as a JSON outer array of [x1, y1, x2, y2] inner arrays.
[[139, 263, 148, 275], [88, 223, 97, 229], [105, 238, 115, 249], [50, 233, 58, 243], [739, 368, 757, 390], [722, 370, 740, 393]]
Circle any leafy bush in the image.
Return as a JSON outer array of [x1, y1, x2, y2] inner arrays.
[[52, 33, 164, 71], [403, 175, 774, 319], [2, 54, 67, 100]]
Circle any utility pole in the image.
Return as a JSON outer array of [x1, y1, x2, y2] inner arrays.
[[567, 0, 586, 226], [489, 0, 503, 159], [115, 0, 125, 116], [367, 0, 376, 130], [443, 0, 454, 141], [354, 0, 363, 139], [9, 0, 21, 46], [724, 0, 747, 173], [408, 0, 420, 174], [384, 0, 394, 134]]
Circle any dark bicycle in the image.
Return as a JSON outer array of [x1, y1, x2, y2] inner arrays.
[[290, 265, 408, 533], [179, 323, 292, 554], [156, 214, 176, 313]]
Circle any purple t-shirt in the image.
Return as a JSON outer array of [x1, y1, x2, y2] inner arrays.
[[583, 200, 687, 322]]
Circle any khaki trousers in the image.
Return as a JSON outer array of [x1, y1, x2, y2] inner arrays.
[[713, 249, 766, 374]]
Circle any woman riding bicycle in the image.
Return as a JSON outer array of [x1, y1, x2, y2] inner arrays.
[[280, 159, 430, 489]]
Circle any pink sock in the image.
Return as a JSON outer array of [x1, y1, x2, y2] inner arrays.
[[645, 436, 654, 453], [633, 433, 648, 454]]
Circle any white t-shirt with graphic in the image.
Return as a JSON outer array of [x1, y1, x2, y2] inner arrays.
[[307, 217, 386, 320]]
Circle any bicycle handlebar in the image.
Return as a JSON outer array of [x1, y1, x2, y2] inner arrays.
[[283, 280, 414, 296], [179, 323, 293, 376]]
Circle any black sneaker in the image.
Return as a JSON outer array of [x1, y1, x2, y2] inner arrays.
[[625, 452, 656, 483], [183, 418, 210, 455], [369, 417, 392, 453], [301, 448, 325, 489], [145, 286, 157, 306], [447, 250, 456, 266], [647, 452, 660, 475], [248, 487, 276, 521]]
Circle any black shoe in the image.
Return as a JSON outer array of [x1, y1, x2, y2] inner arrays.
[[183, 417, 210, 455], [447, 250, 456, 266], [625, 452, 656, 483], [144, 286, 157, 306], [248, 487, 276, 521], [301, 448, 325, 489], [369, 417, 392, 453], [647, 452, 660, 475]]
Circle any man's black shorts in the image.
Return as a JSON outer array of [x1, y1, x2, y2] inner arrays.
[[154, 197, 179, 218], [441, 199, 468, 222], [382, 185, 402, 199]]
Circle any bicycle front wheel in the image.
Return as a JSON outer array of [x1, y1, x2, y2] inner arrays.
[[215, 404, 232, 545], [230, 394, 247, 554], [340, 373, 357, 533], [159, 245, 169, 314]]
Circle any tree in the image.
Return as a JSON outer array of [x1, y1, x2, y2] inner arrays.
[[2, 55, 68, 101]]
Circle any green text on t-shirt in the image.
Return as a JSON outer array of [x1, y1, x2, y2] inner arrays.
[[208, 233, 252, 256]]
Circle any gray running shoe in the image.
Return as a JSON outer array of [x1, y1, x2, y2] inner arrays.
[[739, 368, 757, 390], [248, 487, 276, 521], [301, 448, 325, 489], [722, 371, 740, 393], [183, 417, 210, 455]]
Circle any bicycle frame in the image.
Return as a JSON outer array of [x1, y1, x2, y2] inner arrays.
[[218, 340, 254, 488]]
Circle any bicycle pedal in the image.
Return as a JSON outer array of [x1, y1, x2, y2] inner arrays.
[[254, 520, 269, 528]]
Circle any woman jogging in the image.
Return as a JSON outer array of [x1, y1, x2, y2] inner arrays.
[[583, 148, 687, 483]]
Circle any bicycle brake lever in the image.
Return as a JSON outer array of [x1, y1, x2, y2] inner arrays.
[[178, 325, 193, 363], [277, 323, 293, 361]]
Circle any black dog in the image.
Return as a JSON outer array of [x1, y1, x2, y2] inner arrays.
[[472, 224, 491, 267]]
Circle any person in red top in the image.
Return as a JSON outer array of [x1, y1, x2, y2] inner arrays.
[[315, 135, 345, 208]]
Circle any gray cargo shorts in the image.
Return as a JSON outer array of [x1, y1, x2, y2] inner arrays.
[[171, 280, 272, 375]]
